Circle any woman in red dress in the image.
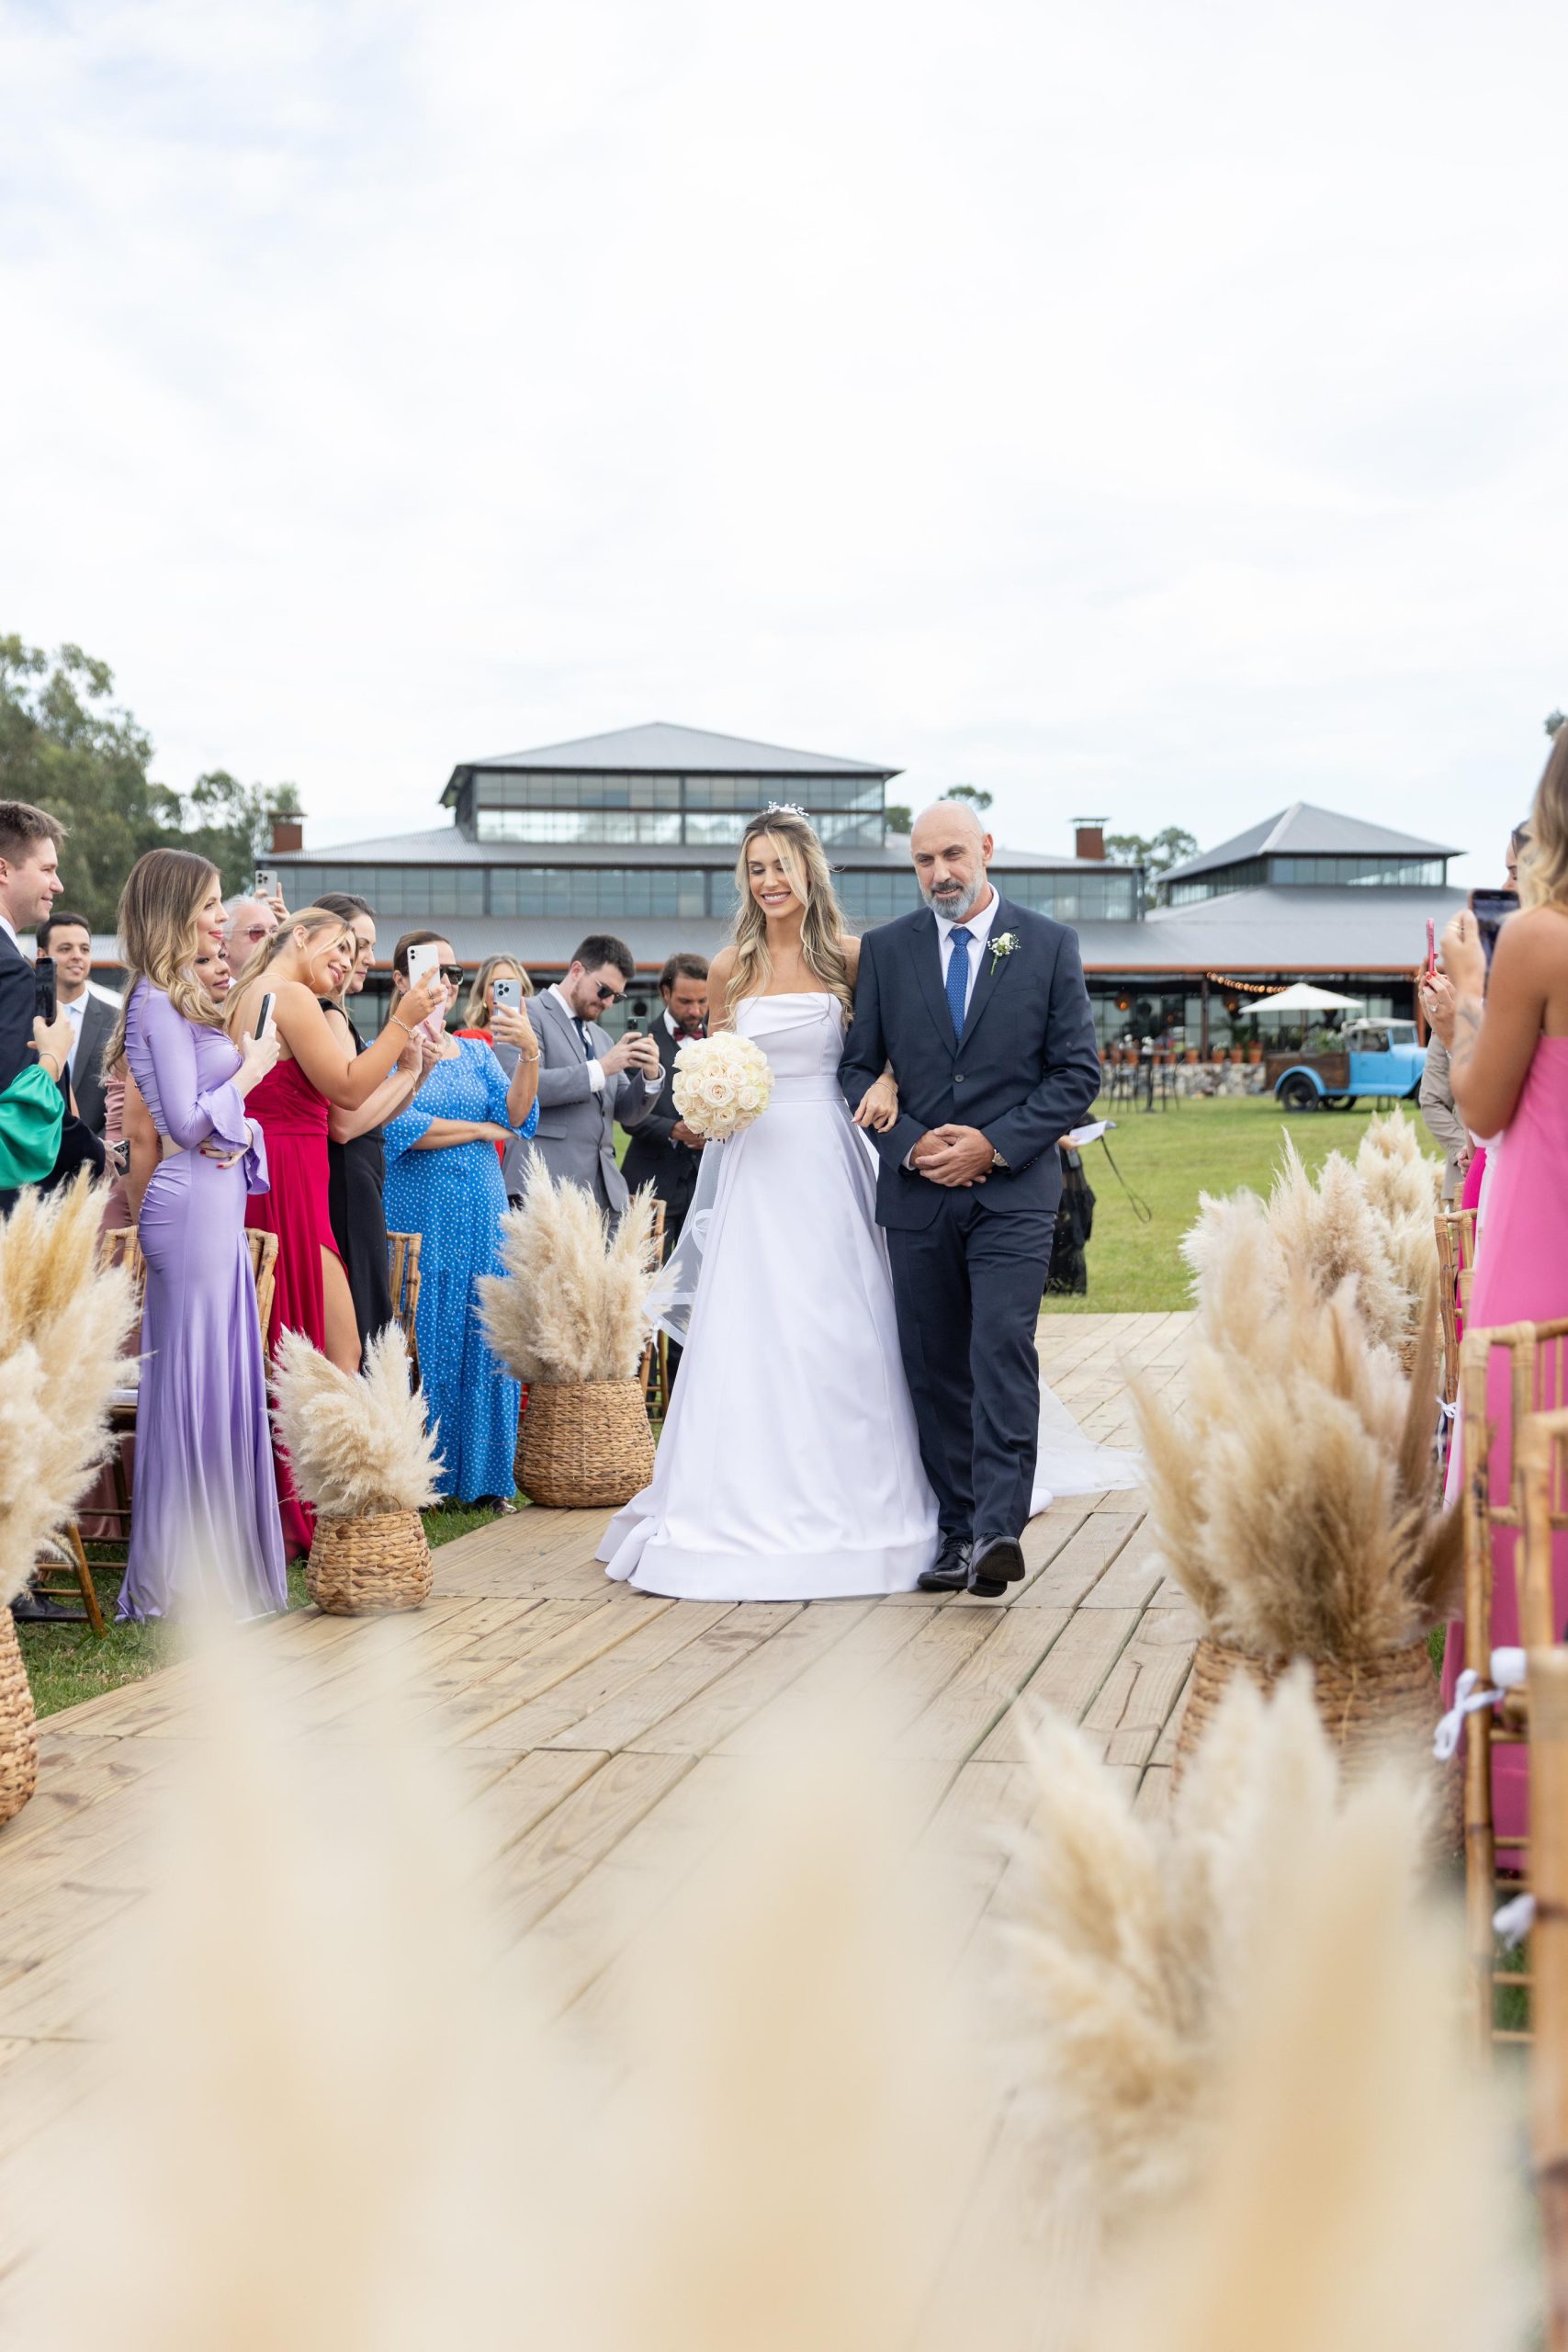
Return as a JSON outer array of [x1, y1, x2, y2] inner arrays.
[[226, 907, 441, 1552]]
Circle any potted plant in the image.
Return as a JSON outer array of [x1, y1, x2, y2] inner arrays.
[[271, 1327, 442, 1614], [0, 1182, 137, 1824], [1134, 1172, 1456, 1818], [479, 1156, 660, 1510]]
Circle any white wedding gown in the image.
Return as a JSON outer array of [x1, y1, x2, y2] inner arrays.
[[598, 992, 1138, 1603]]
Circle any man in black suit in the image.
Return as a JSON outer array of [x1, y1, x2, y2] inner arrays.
[[840, 801, 1101, 1599], [0, 802, 79, 1212], [36, 910, 117, 1136], [620, 953, 709, 1385]]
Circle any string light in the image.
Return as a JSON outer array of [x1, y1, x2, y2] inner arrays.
[[1205, 971, 1279, 997]]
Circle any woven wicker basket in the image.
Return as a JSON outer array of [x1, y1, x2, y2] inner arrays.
[[516, 1378, 655, 1510], [1175, 1633, 1456, 1840], [0, 1605, 39, 1827], [305, 1509, 434, 1616]]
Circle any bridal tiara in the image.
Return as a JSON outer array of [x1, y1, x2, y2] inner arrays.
[[765, 798, 807, 819]]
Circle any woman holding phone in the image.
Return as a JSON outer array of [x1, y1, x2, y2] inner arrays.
[[109, 849, 286, 1622], [456, 954, 535, 1201], [225, 907, 442, 1552], [383, 931, 541, 1505]]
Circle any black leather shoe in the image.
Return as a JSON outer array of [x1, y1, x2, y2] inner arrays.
[[8, 1587, 76, 1625], [916, 1537, 973, 1593], [967, 1537, 1026, 1599]]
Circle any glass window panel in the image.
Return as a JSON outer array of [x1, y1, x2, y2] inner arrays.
[[683, 812, 749, 844]]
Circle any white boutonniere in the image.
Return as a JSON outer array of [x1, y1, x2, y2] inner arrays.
[[988, 931, 1021, 971]]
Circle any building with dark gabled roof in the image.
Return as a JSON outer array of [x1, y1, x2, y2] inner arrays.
[[1156, 801, 1458, 904]]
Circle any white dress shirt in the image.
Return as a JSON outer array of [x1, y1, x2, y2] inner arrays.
[[551, 982, 606, 1094], [0, 914, 17, 951], [933, 886, 1001, 1021], [62, 990, 86, 1076]]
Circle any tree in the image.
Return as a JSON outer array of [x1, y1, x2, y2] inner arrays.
[[947, 783, 994, 811], [885, 802, 913, 835], [0, 636, 298, 933], [1105, 825, 1199, 910], [1546, 709, 1565, 738]]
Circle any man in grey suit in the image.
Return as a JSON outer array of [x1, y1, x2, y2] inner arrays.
[[531, 933, 664, 1217], [37, 910, 118, 1134]]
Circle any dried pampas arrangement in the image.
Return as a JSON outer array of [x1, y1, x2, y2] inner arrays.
[[479, 1151, 659, 1385], [270, 1327, 443, 1519], [270, 1329, 441, 1614], [0, 1179, 137, 1610], [1139, 1202, 1458, 1664]]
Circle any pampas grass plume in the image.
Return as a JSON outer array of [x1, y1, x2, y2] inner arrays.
[[479, 1151, 659, 1385], [0, 1177, 136, 1607], [270, 1326, 443, 1518]]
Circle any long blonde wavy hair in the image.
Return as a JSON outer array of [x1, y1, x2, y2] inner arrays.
[[463, 954, 533, 1028], [1519, 727, 1568, 912], [725, 809, 852, 1016], [223, 908, 355, 1036], [104, 848, 225, 1076]]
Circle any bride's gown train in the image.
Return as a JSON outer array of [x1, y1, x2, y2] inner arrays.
[[599, 992, 1138, 1603]]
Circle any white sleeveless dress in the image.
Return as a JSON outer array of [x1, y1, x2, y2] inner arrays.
[[599, 993, 941, 1600]]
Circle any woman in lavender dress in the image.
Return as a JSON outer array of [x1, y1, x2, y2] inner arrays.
[[111, 849, 288, 1622]]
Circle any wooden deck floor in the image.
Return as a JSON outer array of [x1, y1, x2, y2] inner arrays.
[[0, 1310, 1195, 2270]]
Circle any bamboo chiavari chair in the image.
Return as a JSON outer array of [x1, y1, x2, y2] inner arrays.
[[638, 1201, 670, 1422], [386, 1231, 423, 1384], [1461, 1323, 1568, 2050], [1521, 1414, 1568, 2351], [1436, 1207, 1478, 1408]]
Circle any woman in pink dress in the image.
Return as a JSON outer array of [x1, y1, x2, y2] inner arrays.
[[1425, 752, 1568, 1846]]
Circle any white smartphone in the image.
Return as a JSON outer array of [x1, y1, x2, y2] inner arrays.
[[406, 942, 443, 992], [254, 991, 276, 1042], [492, 976, 522, 1014], [254, 867, 276, 901]]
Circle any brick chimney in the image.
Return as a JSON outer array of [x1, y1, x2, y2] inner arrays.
[[1074, 817, 1107, 862], [270, 811, 304, 855]]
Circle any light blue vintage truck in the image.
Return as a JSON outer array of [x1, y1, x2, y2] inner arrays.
[[1265, 1018, 1427, 1111]]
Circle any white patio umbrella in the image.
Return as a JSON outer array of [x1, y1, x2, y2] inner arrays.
[[1246, 981, 1365, 1014]]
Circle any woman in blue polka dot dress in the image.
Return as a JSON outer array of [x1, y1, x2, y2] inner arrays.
[[383, 932, 540, 1503]]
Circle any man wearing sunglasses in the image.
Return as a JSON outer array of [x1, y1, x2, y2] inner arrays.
[[533, 933, 664, 1220]]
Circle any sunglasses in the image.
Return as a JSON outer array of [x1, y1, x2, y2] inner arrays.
[[592, 980, 625, 1006], [434, 963, 464, 986], [237, 924, 272, 943]]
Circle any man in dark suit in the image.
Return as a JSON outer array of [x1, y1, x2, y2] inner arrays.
[[0, 803, 80, 1215], [840, 801, 1101, 1599], [531, 933, 665, 1219], [620, 953, 709, 1384], [36, 910, 117, 1136]]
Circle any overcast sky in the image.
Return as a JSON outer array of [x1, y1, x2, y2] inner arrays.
[[5, 0, 1565, 885]]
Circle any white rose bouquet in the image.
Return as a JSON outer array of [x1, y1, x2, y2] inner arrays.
[[671, 1031, 774, 1142]]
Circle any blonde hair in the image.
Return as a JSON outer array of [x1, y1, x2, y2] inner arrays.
[[463, 955, 532, 1029], [105, 848, 224, 1075], [224, 908, 355, 1036], [727, 811, 852, 1016], [1519, 727, 1568, 911]]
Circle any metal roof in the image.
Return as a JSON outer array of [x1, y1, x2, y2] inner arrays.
[[1080, 884, 1470, 971], [451, 720, 899, 780], [1159, 801, 1460, 884], [272, 830, 1128, 876]]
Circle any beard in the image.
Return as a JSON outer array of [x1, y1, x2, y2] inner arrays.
[[920, 873, 987, 922]]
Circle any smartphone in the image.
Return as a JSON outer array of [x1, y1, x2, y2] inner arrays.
[[1470, 888, 1518, 968], [254, 990, 276, 1041], [253, 867, 276, 901], [1425, 918, 1437, 975], [406, 942, 442, 993], [492, 977, 523, 1014], [33, 956, 56, 1025]]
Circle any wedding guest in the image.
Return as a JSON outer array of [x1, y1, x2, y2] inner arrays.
[[1424, 751, 1568, 1843], [226, 908, 443, 1553], [315, 891, 433, 1349], [36, 910, 117, 1134], [110, 848, 287, 1622], [224, 892, 281, 967], [620, 953, 709, 1384], [383, 932, 540, 1505], [456, 954, 535, 1204], [0, 802, 96, 1218], [1418, 1032, 1470, 1203], [529, 934, 664, 1220]]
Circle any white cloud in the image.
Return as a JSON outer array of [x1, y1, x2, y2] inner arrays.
[[3, 0, 1565, 884]]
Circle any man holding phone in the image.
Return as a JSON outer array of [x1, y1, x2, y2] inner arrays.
[[531, 934, 664, 1220]]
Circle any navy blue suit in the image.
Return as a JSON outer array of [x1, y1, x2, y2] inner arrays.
[[840, 897, 1101, 1544]]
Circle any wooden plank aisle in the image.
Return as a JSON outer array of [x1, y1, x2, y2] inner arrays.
[[0, 1310, 1195, 2251]]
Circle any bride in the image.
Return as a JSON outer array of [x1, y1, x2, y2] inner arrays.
[[599, 807, 1134, 1602]]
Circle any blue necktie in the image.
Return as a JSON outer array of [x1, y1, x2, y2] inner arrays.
[[945, 925, 972, 1039]]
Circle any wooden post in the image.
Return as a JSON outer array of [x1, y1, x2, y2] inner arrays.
[[1528, 1639, 1568, 2352], [1461, 1329, 1501, 2051]]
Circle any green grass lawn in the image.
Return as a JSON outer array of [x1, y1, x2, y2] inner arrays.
[[17, 1497, 522, 1721], [1044, 1092, 1397, 1316]]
